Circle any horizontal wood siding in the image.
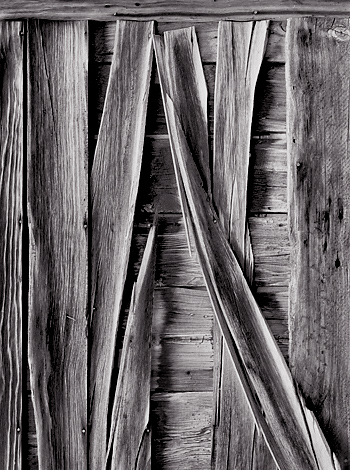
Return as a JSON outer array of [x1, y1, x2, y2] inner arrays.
[[0, 20, 23, 470], [287, 17, 350, 468], [27, 20, 88, 469]]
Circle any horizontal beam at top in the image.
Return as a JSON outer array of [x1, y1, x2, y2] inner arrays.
[[1, 1, 350, 21]]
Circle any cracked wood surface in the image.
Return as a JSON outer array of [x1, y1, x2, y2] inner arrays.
[[27, 20, 88, 469], [0, 21, 23, 470], [2, 1, 350, 21], [89, 20, 153, 470], [211, 20, 277, 470], [287, 17, 350, 469]]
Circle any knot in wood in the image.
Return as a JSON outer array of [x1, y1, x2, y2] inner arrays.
[[328, 26, 350, 42]]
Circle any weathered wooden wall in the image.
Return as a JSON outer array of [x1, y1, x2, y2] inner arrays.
[[3, 14, 347, 470], [89, 19, 289, 468]]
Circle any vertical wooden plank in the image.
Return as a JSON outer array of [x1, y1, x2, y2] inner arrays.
[[89, 20, 153, 470], [164, 94, 339, 470], [27, 20, 88, 469], [287, 17, 350, 468], [211, 20, 277, 470], [107, 222, 156, 469], [0, 21, 23, 470]]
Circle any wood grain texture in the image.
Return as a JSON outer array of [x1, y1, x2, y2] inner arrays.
[[153, 26, 210, 250], [1, 1, 350, 21], [287, 17, 350, 468], [211, 20, 275, 470], [0, 21, 23, 470], [152, 392, 212, 469], [91, 21, 286, 64], [164, 94, 339, 469], [107, 223, 157, 469], [92, 62, 286, 139], [27, 20, 88, 469], [89, 20, 153, 470]]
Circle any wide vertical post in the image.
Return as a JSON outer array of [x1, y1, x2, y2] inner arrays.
[[287, 17, 350, 468]]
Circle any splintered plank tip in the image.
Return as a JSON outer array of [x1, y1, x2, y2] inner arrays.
[[108, 223, 157, 468]]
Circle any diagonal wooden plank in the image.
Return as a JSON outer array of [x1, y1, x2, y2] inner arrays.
[[164, 93, 340, 470], [211, 20, 277, 470], [287, 17, 350, 469], [0, 21, 23, 470], [27, 20, 88, 469], [153, 27, 210, 252], [107, 220, 157, 469], [89, 20, 153, 470]]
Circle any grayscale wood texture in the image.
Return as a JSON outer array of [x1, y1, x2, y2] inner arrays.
[[212, 20, 277, 470], [287, 17, 350, 469], [89, 20, 290, 468], [0, 20, 23, 470], [26, 19, 291, 469], [107, 222, 157, 469], [27, 20, 88, 469], [163, 90, 339, 469], [89, 20, 153, 470], [1, 1, 350, 21]]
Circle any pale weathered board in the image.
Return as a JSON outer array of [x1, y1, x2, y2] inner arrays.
[[89, 20, 153, 470], [107, 223, 157, 469], [287, 17, 350, 468], [165, 93, 339, 468], [211, 20, 276, 470], [27, 20, 88, 469], [0, 21, 23, 470], [1, 1, 350, 21]]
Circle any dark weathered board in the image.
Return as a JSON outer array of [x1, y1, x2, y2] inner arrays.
[[165, 92, 338, 469], [27, 20, 88, 469], [89, 20, 153, 470], [0, 21, 23, 470], [1, 1, 350, 21], [287, 17, 350, 468], [211, 20, 276, 470], [107, 223, 157, 469]]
